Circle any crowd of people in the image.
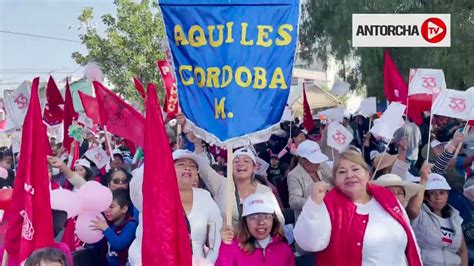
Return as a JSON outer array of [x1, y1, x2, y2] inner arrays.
[[1, 110, 474, 266]]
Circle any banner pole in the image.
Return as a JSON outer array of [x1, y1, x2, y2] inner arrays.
[[2, 250, 8, 266], [426, 112, 434, 161], [372, 137, 393, 179], [454, 124, 471, 158], [225, 144, 234, 226], [103, 125, 114, 160]]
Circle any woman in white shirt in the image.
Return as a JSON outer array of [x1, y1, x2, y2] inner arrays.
[[294, 151, 422, 266], [174, 149, 222, 263]]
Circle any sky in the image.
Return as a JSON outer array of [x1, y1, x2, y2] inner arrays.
[[0, 0, 117, 94]]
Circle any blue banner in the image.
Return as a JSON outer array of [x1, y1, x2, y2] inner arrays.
[[160, 0, 299, 144]]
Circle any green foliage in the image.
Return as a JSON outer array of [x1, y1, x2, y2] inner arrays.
[[300, 0, 474, 100], [72, 0, 166, 104]]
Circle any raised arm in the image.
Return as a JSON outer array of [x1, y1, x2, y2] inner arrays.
[[294, 182, 331, 252]]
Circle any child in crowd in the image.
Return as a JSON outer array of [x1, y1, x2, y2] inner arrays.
[[216, 193, 295, 265], [90, 189, 137, 266], [24, 248, 68, 266]]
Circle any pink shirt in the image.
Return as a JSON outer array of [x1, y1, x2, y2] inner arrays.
[[215, 237, 295, 266]]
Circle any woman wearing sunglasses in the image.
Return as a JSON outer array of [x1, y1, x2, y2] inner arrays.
[[216, 192, 295, 265], [107, 168, 132, 191]]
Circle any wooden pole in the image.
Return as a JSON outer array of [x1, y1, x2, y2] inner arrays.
[[426, 112, 434, 160], [176, 124, 182, 149], [371, 137, 393, 179], [454, 124, 471, 158], [2, 250, 8, 266], [225, 144, 234, 226], [103, 125, 114, 161]]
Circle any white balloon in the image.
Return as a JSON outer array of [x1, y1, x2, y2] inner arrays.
[[84, 62, 104, 82]]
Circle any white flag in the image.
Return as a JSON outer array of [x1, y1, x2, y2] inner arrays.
[[327, 122, 353, 152], [78, 112, 94, 129], [255, 157, 270, 177], [408, 68, 446, 96], [331, 80, 350, 96], [3, 81, 31, 131], [47, 123, 64, 144], [432, 88, 474, 120], [319, 107, 345, 123], [356, 97, 377, 117], [84, 146, 110, 169], [11, 131, 22, 154], [370, 102, 406, 140]]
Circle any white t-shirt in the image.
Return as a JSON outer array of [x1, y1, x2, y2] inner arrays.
[[437, 216, 454, 246], [187, 188, 223, 264], [355, 198, 408, 266]]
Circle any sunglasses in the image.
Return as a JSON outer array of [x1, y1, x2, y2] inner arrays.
[[112, 178, 129, 185]]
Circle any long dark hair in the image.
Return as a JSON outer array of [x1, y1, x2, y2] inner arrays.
[[236, 214, 285, 255]]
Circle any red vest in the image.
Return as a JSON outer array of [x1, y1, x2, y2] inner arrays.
[[316, 184, 421, 266]]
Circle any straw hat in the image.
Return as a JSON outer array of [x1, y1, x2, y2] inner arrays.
[[373, 153, 398, 171], [371, 174, 424, 201]]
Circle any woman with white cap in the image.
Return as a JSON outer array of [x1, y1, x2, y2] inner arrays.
[[410, 173, 468, 266], [199, 147, 284, 226], [47, 157, 95, 189], [127, 150, 223, 265], [216, 192, 295, 265], [173, 149, 223, 263], [294, 151, 422, 265]]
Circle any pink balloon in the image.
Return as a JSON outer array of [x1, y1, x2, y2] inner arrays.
[[76, 212, 105, 244], [50, 189, 82, 218], [78, 181, 113, 213], [0, 167, 8, 179]]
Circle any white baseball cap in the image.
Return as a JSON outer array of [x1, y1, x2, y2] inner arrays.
[[112, 149, 123, 157], [296, 140, 328, 164], [242, 192, 275, 217], [426, 173, 451, 191], [74, 159, 91, 169], [233, 147, 257, 165], [172, 149, 204, 169]]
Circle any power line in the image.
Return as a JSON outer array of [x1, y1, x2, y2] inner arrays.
[[0, 30, 82, 43]]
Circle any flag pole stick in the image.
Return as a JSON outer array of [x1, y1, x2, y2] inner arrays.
[[426, 112, 434, 160], [454, 124, 471, 158], [371, 137, 393, 179], [176, 124, 182, 149], [225, 144, 234, 226], [103, 125, 113, 161], [331, 147, 335, 161], [2, 250, 8, 266]]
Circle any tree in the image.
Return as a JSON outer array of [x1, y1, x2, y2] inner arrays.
[[72, 0, 166, 104], [299, 0, 474, 100]]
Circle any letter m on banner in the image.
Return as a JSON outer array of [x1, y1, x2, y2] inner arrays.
[[159, 0, 300, 146]]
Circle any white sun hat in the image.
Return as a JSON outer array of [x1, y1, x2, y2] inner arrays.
[[371, 174, 424, 201]]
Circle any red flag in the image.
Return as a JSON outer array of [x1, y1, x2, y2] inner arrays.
[[63, 80, 78, 151], [384, 50, 408, 105], [303, 84, 315, 132], [133, 78, 146, 100], [5, 77, 54, 263], [142, 83, 192, 265], [78, 91, 101, 125], [93, 81, 145, 147], [43, 76, 64, 125], [157, 60, 179, 119]]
